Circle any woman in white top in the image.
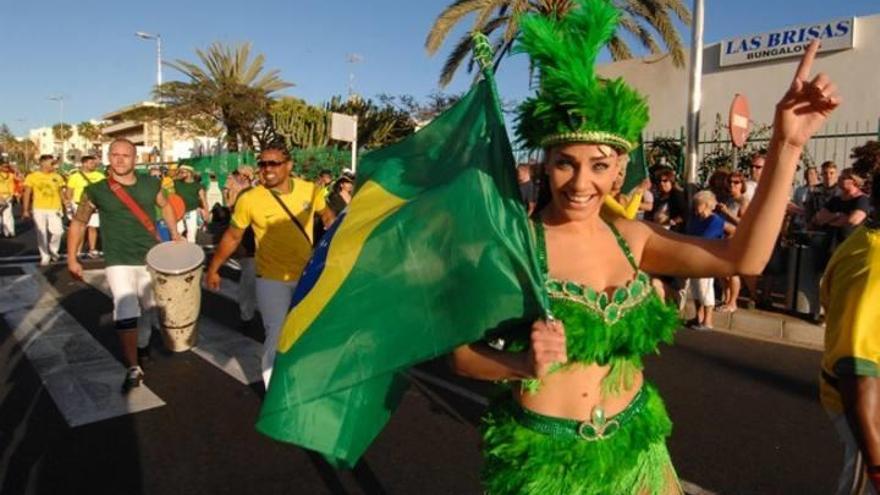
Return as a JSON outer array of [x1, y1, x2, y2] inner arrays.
[[717, 171, 750, 312]]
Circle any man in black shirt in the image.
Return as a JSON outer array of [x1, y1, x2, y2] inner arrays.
[[815, 168, 870, 243], [807, 160, 839, 226]]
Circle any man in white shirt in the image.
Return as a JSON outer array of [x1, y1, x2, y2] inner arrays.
[[744, 152, 765, 202]]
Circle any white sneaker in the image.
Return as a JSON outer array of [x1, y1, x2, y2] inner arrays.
[[122, 366, 144, 392]]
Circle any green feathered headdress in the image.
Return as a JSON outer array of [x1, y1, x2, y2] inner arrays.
[[515, 0, 649, 153]]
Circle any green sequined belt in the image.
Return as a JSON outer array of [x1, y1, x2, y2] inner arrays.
[[513, 386, 647, 441]]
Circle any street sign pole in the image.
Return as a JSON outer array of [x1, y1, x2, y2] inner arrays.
[[351, 116, 358, 174]]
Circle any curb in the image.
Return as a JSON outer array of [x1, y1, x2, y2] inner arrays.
[[684, 303, 824, 351]]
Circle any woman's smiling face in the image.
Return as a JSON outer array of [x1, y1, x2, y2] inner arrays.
[[544, 143, 623, 222]]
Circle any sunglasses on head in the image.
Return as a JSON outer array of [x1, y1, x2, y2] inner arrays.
[[257, 160, 286, 168]]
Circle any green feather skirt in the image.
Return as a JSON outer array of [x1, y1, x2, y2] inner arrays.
[[481, 383, 679, 495]]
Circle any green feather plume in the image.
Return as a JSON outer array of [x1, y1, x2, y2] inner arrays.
[[514, 0, 650, 151]]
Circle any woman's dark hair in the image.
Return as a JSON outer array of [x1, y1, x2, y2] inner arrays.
[[849, 142, 880, 209], [872, 171, 880, 206], [656, 168, 676, 182], [332, 176, 352, 194], [261, 140, 292, 161], [728, 171, 746, 191]]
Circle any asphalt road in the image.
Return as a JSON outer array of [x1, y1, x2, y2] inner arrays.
[[0, 230, 842, 494]]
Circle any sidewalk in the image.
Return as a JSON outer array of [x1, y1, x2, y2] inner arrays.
[[684, 302, 825, 350]]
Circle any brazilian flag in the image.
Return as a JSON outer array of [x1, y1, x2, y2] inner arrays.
[[256, 61, 545, 467]]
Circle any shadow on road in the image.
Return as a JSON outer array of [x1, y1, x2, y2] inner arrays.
[[0, 299, 146, 495], [673, 336, 817, 402]]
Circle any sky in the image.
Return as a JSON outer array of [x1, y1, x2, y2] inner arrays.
[[1, 0, 877, 137]]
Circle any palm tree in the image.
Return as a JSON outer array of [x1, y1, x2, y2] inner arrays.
[[158, 42, 293, 152], [77, 121, 105, 150], [425, 0, 691, 87]]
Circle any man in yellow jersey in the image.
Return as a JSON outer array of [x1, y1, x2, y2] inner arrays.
[[65, 155, 106, 258], [205, 144, 335, 388], [820, 168, 880, 495], [22, 154, 66, 265], [0, 163, 16, 237]]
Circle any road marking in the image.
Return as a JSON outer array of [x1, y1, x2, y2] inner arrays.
[[0, 267, 165, 427], [407, 368, 716, 495], [82, 269, 262, 385]]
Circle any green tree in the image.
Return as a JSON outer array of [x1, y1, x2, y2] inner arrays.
[[158, 41, 293, 152], [377, 92, 462, 124], [425, 0, 691, 87], [326, 96, 415, 150], [270, 97, 330, 149], [77, 121, 104, 147], [0, 124, 38, 169], [647, 137, 682, 170], [52, 123, 73, 142], [850, 140, 880, 179]]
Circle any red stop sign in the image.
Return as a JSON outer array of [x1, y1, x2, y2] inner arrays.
[[729, 94, 751, 148]]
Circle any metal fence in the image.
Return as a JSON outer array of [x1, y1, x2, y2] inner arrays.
[[643, 118, 880, 182]]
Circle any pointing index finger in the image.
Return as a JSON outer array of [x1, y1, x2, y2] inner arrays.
[[794, 40, 820, 83]]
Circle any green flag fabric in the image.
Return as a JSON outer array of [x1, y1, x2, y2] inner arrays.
[[256, 68, 545, 467]]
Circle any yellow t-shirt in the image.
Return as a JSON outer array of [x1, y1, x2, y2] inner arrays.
[[66, 170, 106, 204], [231, 178, 327, 281], [819, 225, 880, 413], [24, 171, 65, 211], [161, 176, 175, 193], [0, 172, 15, 200]]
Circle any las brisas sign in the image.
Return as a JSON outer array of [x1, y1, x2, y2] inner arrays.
[[720, 17, 855, 67]]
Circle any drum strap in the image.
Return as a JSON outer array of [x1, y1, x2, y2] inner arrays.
[[107, 175, 161, 241], [268, 189, 312, 247]]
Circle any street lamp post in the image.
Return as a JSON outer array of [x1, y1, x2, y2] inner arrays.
[[136, 31, 163, 164], [684, 0, 705, 187], [47, 95, 65, 164]]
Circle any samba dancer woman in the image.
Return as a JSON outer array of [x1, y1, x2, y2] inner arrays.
[[450, 1, 840, 492]]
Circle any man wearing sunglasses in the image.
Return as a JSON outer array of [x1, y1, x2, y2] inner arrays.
[[744, 152, 765, 203], [205, 144, 335, 389]]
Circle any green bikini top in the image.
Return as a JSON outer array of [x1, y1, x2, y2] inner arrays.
[[523, 220, 681, 393]]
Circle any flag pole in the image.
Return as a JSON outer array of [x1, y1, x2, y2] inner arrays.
[[684, 0, 705, 187]]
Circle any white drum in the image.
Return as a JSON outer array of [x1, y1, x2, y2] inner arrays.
[[146, 241, 205, 352]]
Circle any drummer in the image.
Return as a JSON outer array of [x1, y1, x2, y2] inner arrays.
[[205, 144, 335, 389], [66, 138, 181, 392]]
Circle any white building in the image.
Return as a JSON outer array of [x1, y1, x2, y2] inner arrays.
[[28, 123, 99, 162], [597, 12, 880, 169], [100, 101, 221, 164]]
